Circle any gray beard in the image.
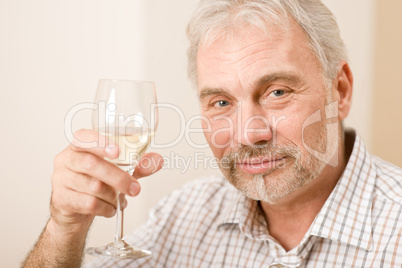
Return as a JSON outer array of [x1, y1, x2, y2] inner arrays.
[[220, 138, 327, 204]]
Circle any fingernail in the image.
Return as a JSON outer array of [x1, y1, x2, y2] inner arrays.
[[128, 182, 140, 197]]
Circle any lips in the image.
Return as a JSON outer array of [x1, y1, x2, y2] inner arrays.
[[236, 157, 285, 174]]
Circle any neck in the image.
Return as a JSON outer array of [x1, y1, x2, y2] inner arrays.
[[260, 133, 349, 251]]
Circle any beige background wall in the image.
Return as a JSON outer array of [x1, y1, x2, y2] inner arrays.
[[0, 0, 400, 266], [372, 0, 402, 167]]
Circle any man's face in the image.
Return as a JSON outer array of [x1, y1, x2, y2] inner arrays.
[[197, 22, 338, 203]]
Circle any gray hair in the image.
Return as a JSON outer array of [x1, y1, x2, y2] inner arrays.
[[186, 0, 348, 88]]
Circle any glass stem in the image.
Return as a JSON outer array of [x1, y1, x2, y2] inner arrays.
[[115, 191, 124, 242], [114, 166, 135, 243]]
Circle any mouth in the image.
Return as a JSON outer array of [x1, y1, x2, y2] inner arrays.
[[236, 157, 286, 175]]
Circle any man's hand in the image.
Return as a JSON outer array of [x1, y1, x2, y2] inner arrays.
[[22, 129, 163, 268], [50, 128, 162, 233]]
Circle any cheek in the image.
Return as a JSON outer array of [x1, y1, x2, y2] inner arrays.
[[269, 108, 297, 131], [271, 110, 311, 147], [278, 105, 328, 153], [301, 120, 327, 153], [202, 118, 233, 158]]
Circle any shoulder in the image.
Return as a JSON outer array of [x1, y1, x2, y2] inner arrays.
[[129, 175, 238, 252], [172, 175, 235, 198], [372, 156, 402, 204], [151, 176, 237, 217], [368, 156, 402, 254]]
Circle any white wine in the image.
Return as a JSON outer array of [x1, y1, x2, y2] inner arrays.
[[97, 127, 154, 171]]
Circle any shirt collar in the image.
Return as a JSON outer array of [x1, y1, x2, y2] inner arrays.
[[309, 130, 375, 251], [217, 189, 270, 240]]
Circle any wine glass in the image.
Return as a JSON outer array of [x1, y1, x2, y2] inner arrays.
[[86, 79, 158, 259]]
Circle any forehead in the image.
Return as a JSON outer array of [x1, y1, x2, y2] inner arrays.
[[196, 21, 320, 92]]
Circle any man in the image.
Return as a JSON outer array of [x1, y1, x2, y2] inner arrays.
[[23, 0, 401, 267]]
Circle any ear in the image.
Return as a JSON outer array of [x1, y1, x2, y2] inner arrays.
[[332, 60, 353, 121]]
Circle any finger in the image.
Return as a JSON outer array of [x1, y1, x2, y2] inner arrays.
[[54, 168, 117, 208], [133, 153, 164, 179], [69, 129, 120, 160], [63, 150, 141, 197], [51, 187, 117, 218]]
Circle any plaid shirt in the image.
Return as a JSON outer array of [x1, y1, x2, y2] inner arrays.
[[86, 131, 402, 267]]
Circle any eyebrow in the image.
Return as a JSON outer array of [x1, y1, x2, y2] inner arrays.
[[199, 88, 228, 101], [198, 71, 303, 101], [256, 72, 303, 88]]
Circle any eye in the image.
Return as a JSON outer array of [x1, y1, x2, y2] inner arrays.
[[214, 100, 230, 107], [270, 89, 285, 97], [261, 87, 292, 108]]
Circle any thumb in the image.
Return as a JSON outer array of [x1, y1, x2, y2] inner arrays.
[[133, 153, 164, 179]]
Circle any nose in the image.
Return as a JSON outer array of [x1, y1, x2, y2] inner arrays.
[[234, 102, 272, 146]]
